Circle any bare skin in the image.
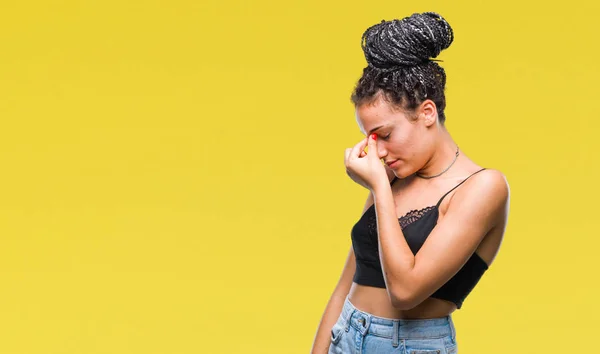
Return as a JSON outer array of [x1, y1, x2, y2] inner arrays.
[[346, 94, 508, 319], [311, 93, 509, 353], [347, 154, 506, 319]]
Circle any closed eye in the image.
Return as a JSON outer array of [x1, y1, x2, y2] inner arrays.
[[380, 133, 391, 140]]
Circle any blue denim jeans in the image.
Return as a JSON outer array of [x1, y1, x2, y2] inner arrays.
[[329, 295, 458, 354]]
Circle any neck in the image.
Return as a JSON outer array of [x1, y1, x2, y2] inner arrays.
[[416, 128, 459, 179]]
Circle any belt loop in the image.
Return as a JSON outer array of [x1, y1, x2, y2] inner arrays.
[[345, 309, 356, 332], [392, 320, 399, 347], [358, 314, 370, 337]]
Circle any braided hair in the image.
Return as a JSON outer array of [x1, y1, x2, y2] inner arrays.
[[350, 12, 454, 125]]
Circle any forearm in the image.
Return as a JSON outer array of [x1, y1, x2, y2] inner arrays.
[[371, 183, 416, 302], [311, 292, 347, 354]]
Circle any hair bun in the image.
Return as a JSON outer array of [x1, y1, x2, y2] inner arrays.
[[361, 12, 454, 70]]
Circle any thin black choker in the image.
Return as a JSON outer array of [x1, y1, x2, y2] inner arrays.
[[416, 145, 460, 179]]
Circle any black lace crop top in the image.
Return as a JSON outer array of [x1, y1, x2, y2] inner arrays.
[[351, 168, 489, 309]]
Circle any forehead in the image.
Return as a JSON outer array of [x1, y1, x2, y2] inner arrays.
[[355, 98, 403, 135]]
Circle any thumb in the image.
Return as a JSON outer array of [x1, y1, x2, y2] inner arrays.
[[367, 133, 379, 158]]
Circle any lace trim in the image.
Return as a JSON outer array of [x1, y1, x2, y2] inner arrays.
[[399, 206, 436, 229], [365, 205, 437, 234]]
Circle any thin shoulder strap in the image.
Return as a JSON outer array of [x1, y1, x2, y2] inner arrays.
[[435, 168, 487, 207]]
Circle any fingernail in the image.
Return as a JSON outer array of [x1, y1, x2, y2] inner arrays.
[[371, 133, 377, 140]]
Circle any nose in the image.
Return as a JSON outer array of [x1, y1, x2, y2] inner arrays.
[[376, 143, 387, 158]]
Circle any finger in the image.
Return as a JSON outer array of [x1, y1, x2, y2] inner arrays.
[[344, 148, 351, 164], [367, 133, 377, 151], [349, 137, 369, 160], [367, 133, 378, 158]]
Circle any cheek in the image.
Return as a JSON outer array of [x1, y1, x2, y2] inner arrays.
[[388, 135, 411, 154]]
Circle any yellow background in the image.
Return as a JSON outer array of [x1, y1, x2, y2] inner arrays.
[[0, 1, 597, 353]]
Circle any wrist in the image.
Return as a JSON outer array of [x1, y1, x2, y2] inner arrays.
[[370, 179, 391, 196]]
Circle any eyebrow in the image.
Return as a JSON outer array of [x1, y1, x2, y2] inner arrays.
[[367, 124, 389, 135]]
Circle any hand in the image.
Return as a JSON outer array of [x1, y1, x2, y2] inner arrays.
[[344, 133, 389, 191]]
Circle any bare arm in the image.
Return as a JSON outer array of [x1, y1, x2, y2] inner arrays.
[[310, 192, 374, 354], [310, 246, 356, 354], [374, 169, 510, 310]]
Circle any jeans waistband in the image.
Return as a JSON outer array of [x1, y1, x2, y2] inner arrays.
[[340, 294, 456, 342]]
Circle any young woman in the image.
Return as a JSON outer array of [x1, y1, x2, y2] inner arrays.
[[311, 12, 510, 354]]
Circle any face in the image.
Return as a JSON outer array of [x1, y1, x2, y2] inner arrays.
[[355, 95, 438, 178]]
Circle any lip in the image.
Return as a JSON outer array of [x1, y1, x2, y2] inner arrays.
[[386, 160, 399, 168]]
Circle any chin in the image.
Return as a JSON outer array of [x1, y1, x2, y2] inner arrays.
[[392, 166, 407, 179], [394, 164, 415, 179], [396, 172, 408, 179]]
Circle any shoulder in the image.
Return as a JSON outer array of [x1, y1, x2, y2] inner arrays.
[[449, 168, 510, 226], [471, 168, 509, 198]]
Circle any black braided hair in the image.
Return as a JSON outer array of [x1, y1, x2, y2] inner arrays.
[[350, 12, 454, 125]]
